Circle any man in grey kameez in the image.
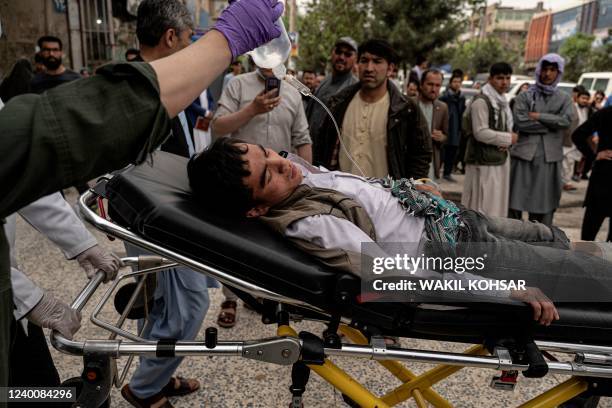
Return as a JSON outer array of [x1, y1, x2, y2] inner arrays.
[[462, 62, 518, 218], [510, 54, 574, 226]]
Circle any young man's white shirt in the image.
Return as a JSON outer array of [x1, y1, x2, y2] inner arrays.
[[283, 160, 509, 297]]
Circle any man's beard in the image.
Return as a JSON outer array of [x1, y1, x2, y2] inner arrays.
[[43, 56, 62, 71]]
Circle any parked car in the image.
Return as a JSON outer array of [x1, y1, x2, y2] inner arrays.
[[505, 80, 576, 103], [578, 72, 612, 98]]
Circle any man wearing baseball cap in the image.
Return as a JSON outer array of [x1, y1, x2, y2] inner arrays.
[[305, 36, 358, 147]]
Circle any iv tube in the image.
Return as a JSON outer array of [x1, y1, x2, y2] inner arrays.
[[283, 75, 366, 177]]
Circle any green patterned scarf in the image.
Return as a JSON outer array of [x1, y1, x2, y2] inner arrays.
[[379, 177, 463, 244]]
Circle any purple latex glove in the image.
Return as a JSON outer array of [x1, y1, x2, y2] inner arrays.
[[215, 0, 284, 59]]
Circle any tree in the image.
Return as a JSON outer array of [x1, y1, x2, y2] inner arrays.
[[367, 0, 484, 65], [297, 0, 485, 72], [297, 0, 370, 72], [560, 33, 596, 82], [588, 41, 612, 73], [450, 37, 514, 77]]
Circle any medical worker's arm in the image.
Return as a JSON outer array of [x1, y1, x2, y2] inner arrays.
[[0, 0, 284, 219]]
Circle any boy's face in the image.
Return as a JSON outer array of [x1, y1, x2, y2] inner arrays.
[[241, 144, 303, 218]]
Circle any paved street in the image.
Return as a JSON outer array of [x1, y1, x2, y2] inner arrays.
[[14, 181, 609, 408]]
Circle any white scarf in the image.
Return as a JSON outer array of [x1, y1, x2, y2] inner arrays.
[[482, 83, 513, 132]]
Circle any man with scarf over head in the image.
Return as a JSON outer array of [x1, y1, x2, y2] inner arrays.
[[510, 54, 574, 226]]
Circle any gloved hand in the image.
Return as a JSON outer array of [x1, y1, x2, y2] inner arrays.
[[214, 0, 284, 59], [27, 292, 81, 340], [77, 245, 123, 283]]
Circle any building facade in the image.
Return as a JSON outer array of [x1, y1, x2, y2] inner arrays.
[[0, 0, 220, 79], [524, 0, 611, 69], [464, 2, 545, 50]]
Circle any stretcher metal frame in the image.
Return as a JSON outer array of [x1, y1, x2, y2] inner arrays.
[[50, 188, 612, 408]]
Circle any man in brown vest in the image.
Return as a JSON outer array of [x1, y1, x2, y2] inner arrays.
[[190, 138, 612, 327]]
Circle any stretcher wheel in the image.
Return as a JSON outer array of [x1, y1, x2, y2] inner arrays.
[[60, 376, 111, 408]]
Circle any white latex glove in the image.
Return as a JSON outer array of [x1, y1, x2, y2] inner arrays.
[[77, 244, 123, 282], [27, 292, 81, 340]]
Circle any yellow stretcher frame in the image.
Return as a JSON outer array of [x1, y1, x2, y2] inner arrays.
[[277, 324, 590, 408]]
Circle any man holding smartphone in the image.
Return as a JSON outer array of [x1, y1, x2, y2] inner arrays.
[[212, 65, 312, 160], [211, 64, 312, 327]]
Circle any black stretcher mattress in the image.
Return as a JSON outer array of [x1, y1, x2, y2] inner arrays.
[[105, 152, 612, 345]]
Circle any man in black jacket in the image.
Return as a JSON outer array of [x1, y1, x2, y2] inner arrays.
[[313, 39, 431, 180], [439, 70, 466, 182]]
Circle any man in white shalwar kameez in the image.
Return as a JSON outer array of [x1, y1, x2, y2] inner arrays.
[[462, 62, 518, 217]]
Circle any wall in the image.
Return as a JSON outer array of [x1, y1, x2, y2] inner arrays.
[[549, 5, 581, 53], [0, 0, 71, 78]]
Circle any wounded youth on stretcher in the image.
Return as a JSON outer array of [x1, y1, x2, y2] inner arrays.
[[188, 140, 612, 327]]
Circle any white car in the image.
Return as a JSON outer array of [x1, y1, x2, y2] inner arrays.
[[578, 72, 612, 97], [505, 80, 576, 103]]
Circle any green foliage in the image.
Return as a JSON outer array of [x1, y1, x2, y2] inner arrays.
[[368, 0, 479, 65], [296, 0, 485, 72], [586, 41, 612, 73], [450, 37, 516, 77], [297, 0, 370, 72], [560, 33, 596, 82]]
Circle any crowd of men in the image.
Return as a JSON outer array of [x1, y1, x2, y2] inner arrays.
[[1, 0, 611, 406]]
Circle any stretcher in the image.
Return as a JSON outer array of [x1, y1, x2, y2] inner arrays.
[[52, 151, 612, 408]]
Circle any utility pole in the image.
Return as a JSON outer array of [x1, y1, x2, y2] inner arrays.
[[289, 0, 296, 33], [288, 0, 297, 70]]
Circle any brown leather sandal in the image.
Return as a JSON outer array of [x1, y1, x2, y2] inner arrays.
[[162, 376, 200, 397], [217, 300, 237, 328], [121, 384, 174, 408]]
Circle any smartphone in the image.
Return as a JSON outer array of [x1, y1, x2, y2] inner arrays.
[[265, 76, 281, 98]]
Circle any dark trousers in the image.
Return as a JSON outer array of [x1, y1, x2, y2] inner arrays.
[[443, 145, 459, 177], [582, 206, 612, 241], [9, 319, 60, 389], [508, 209, 555, 227]]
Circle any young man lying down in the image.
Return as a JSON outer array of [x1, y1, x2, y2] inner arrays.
[[188, 138, 612, 326]]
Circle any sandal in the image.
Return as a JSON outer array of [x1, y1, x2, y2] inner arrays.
[[217, 300, 237, 328], [121, 384, 174, 408], [162, 376, 200, 397]]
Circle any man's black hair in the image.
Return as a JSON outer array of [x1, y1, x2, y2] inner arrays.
[[187, 137, 255, 216], [302, 69, 315, 75], [415, 55, 427, 66], [125, 48, 140, 58], [136, 0, 194, 47], [489, 62, 513, 77], [577, 89, 591, 98], [357, 39, 398, 65], [37, 35, 62, 50], [420, 69, 444, 85], [451, 69, 463, 82], [541, 60, 559, 70], [573, 84, 587, 93]]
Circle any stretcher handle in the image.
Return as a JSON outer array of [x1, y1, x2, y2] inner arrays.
[[71, 270, 106, 313]]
